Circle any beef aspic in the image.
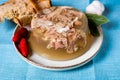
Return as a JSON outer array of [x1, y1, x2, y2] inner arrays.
[[31, 6, 90, 53]]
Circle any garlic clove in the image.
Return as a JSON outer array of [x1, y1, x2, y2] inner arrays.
[[86, 0, 105, 15]]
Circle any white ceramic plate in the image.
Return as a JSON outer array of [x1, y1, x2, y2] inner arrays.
[[13, 26, 103, 71]]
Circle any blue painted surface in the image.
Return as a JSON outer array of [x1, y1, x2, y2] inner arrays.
[[0, 0, 120, 80]]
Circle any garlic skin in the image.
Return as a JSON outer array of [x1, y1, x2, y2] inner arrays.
[[86, 0, 105, 15]]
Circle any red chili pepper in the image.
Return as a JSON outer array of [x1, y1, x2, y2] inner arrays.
[[12, 27, 28, 43], [19, 38, 28, 57]]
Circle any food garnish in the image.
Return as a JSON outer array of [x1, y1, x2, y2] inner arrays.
[[12, 27, 28, 43], [12, 27, 29, 57], [86, 13, 109, 36], [19, 38, 29, 57]]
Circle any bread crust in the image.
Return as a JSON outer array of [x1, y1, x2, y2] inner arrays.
[[0, 0, 51, 26], [29, 0, 51, 12]]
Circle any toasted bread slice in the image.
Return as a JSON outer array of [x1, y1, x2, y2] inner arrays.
[[0, 0, 36, 26], [0, 0, 51, 26]]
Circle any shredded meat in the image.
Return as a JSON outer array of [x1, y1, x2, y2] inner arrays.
[[31, 6, 89, 53]]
